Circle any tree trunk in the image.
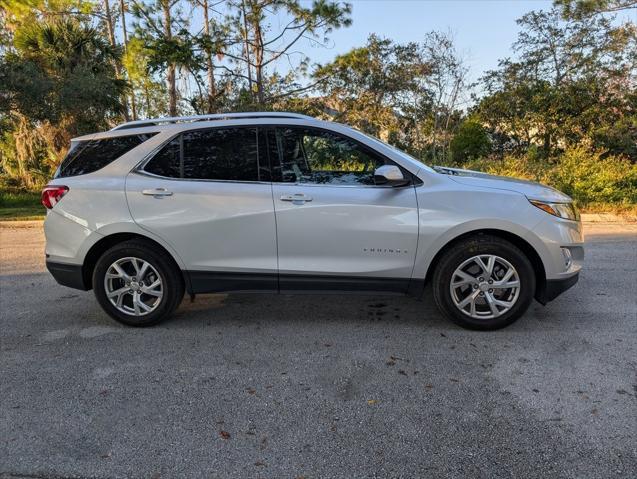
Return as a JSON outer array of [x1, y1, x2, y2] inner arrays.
[[119, 0, 137, 120], [103, 0, 130, 121], [241, 0, 254, 103], [202, 0, 216, 113], [249, 1, 265, 106], [542, 131, 551, 158], [162, 0, 177, 116]]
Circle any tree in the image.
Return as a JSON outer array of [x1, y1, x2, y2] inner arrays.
[[0, 18, 126, 186], [555, 0, 637, 18], [102, 0, 130, 119], [130, 0, 195, 116], [315, 32, 466, 160], [223, 0, 351, 107], [475, 7, 636, 157], [450, 119, 491, 162], [314, 35, 424, 138], [118, 0, 137, 119]]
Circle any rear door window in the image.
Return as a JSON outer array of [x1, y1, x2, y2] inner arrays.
[[143, 127, 262, 182], [182, 128, 259, 181], [56, 134, 156, 178]]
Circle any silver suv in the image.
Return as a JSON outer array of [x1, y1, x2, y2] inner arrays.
[[42, 112, 583, 330]]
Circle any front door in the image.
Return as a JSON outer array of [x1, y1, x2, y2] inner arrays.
[[126, 126, 278, 292], [267, 126, 419, 293]]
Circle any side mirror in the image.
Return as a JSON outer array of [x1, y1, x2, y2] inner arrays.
[[374, 165, 409, 187]]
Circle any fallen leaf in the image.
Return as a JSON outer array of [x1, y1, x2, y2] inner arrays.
[[367, 399, 378, 405], [219, 430, 231, 440], [246, 388, 256, 395]]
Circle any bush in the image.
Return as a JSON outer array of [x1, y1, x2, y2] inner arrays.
[[452, 146, 637, 206], [450, 120, 491, 162], [551, 146, 637, 204]]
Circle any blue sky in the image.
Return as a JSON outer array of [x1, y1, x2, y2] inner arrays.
[[299, 0, 554, 82]]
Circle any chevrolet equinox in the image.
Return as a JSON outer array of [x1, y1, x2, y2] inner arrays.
[[42, 112, 583, 330]]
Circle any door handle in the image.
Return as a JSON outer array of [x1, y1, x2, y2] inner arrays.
[[142, 188, 173, 197], [280, 193, 312, 203]]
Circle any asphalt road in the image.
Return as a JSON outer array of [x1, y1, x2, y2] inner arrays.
[[1, 220, 636, 479]]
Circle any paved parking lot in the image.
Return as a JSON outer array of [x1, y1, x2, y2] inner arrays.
[[1, 220, 636, 478]]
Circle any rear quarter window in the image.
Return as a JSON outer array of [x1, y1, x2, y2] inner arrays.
[[55, 133, 156, 178]]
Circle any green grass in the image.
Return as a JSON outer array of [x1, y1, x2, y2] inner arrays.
[[0, 190, 45, 221]]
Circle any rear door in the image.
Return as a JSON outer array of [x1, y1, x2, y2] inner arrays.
[[126, 127, 278, 292], [267, 126, 419, 293]]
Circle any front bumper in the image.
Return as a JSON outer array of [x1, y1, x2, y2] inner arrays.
[[46, 260, 89, 291], [535, 272, 579, 305]]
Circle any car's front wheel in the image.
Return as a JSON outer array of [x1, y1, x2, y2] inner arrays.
[[432, 235, 535, 330], [92, 240, 184, 326]]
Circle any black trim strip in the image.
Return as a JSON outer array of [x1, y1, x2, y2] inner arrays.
[[185, 271, 411, 295], [187, 271, 278, 294], [279, 274, 409, 294]]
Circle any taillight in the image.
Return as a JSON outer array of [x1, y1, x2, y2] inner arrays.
[[41, 185, 69, 209]]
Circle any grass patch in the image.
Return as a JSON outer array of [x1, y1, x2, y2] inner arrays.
[[0, 190, 45, 221]]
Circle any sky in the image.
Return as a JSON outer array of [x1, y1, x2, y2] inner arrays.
[[295, 0, 555, 83]]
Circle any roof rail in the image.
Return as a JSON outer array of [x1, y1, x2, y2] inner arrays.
[[111, 111, 315, 131]]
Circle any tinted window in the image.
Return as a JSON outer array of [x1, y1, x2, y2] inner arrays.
[[145, 137, 181, 178], [274, 127, 389, 185], [183, 128, 258, 181], [56, 134, 155, 178]]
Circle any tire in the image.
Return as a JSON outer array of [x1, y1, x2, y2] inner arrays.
[[432, 235, 535, 331], [92, 240, 184, 327]]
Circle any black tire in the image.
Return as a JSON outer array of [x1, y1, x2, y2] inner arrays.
[[432, 235, 536, 331], [92, 240, 184, 327]]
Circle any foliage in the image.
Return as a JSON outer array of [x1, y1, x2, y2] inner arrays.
[[222, 0, 352, 107], [457, 146, 637, 206], [0, 0, 635, 209], [474, 7, 636, 158], [554, 0, 637, 18], [0, 17, 126, 187], [314, 32, 466, 162], [449, 119, 491, 162]]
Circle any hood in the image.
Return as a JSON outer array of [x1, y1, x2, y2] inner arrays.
[[433, 166, 572, 203]]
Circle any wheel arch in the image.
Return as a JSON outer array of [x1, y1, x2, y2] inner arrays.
[[423, 228, 547, 303], [81, 232, 188, 291]]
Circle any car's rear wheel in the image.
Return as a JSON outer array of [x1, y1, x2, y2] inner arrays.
[[92, 240, 184, 326], [432, 235, 535, 330]]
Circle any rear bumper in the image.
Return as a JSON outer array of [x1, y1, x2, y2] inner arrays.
[[46, 260, 89, 291], [535, 272, 579, 305]]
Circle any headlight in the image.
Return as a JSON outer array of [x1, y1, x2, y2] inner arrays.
[[529, 199, 580, 220]]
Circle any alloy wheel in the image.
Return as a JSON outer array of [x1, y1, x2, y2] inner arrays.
[[104, 257, 163, 316], [449, 254, 521, 320]]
